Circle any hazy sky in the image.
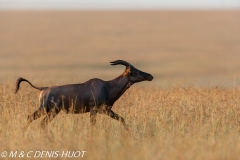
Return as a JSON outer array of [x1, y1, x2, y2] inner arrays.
[[0, 0, 239, 10]]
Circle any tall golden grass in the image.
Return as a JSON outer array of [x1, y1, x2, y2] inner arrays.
[[1, 10, 240, 159], [1, 80, 240, 160]]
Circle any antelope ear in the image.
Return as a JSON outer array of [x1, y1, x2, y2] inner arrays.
[[123, 66, 131, 76]]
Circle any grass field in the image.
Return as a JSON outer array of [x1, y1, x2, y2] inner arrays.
[[1, 83, 240, 160], [0, 10, 240, 159]]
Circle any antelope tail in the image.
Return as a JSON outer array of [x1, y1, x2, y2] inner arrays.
[[15, 77, 48, 94]]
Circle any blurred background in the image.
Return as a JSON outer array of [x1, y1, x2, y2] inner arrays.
[[0, 0, 240, 87]]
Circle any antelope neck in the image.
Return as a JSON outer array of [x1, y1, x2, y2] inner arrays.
[[107, 75, 132, 103]]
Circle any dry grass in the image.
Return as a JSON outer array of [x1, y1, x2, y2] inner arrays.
[[1, 10, 240, 159], [1, 81, 240, 160]]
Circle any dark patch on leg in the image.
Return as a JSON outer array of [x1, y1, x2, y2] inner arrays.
[[105, 109, 130, 131], [90, 109, 98, 126], [40, 106, 60, 131], [24, 107, 46, 130]]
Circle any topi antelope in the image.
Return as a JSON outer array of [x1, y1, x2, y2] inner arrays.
[[15, 60, 153, 132]]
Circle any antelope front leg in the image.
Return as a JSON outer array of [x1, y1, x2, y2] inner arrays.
[[90, 109, 97, 126], [105, 109, 130, 132]]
